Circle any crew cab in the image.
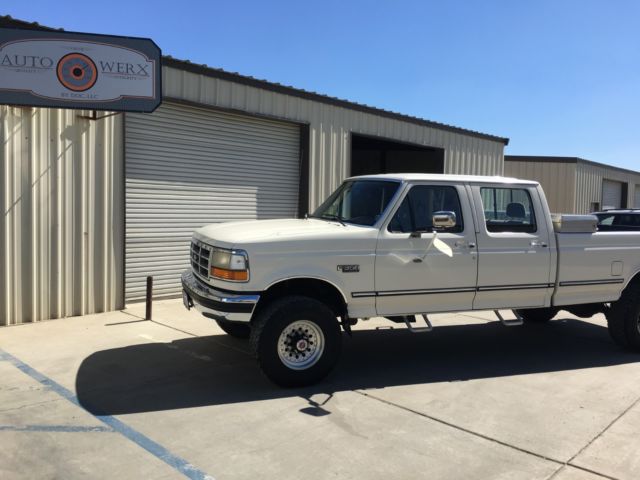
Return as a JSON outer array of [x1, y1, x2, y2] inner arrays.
[[182, 174, 640, 386]]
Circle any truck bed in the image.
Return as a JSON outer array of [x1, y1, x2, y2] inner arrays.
[[553, 231, 640, 306]]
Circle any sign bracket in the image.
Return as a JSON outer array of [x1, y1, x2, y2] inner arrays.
[[78, 110, 122, 121]]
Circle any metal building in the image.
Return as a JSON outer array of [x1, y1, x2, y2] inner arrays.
[[1, 17, 509, 326], [505, 156, 640, 214]]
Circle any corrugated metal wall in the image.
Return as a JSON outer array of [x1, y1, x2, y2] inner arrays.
[[0, 106, 124, 326], [162, 66, 505, 211], [575, 161, 640, 214], [504, 160, 577, 213]]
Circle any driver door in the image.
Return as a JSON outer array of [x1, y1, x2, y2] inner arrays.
[[375, 183, 478, 315]]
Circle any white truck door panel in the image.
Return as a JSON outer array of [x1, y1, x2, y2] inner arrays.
[[374, 184, 478, 315], [472, 184, 554, 309]]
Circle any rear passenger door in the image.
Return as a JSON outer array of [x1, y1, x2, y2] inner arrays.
[[472, 184, 554, 309]]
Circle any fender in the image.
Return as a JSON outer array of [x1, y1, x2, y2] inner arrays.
[[264, 275, 349, 306]]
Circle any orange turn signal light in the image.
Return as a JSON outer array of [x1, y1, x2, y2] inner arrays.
[[211, 267, 248, 281]]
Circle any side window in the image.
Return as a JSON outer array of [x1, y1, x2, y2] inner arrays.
[[480, 187, 537, 233], [389, 185, 464, 233], [598, 214, 615, 225]]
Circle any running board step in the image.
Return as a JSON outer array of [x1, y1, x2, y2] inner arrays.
[[402, 314, 433, 333], [494, 310, 523, 326]]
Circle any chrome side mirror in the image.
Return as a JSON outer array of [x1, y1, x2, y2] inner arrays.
[[432, 211, 456, 229]]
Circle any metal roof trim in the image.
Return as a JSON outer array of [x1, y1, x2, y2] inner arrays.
[[505, 155, 579, 164], [506, 155, 640, 177], [162, 57, 509, 145]]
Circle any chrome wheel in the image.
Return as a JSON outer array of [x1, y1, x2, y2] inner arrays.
[[277, 320, 325, 370]]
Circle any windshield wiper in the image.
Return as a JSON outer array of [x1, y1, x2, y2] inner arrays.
[[310, 214, 347, 226]]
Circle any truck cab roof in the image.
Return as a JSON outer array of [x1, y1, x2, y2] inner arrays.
[[346, 173, 539, 186]]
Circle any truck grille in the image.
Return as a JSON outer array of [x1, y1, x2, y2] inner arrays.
[[191, 241, 211, 278]]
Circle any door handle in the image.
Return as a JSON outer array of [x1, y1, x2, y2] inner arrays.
[[455, 241, 476, 249], [530, 241, 548, 248]]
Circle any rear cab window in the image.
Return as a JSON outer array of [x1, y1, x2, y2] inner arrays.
[[480, 187, 537, 233]]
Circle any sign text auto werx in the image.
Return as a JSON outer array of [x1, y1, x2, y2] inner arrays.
[[0, 27, 161, 112], [0, 55, 150, 75]]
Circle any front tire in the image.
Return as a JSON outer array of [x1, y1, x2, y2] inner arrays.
[[606, 281, 640, 350], [250, 296, 342, 387], [514, 307, 559, 323], [215, 319, 250, 339]]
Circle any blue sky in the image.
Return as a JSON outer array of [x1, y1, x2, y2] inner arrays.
[[5, 0, 639, 169]]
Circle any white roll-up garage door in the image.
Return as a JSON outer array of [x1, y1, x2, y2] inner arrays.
[[635, 185, 640, 208], [125, 102, 301, 302], [602, 179, 623, 210]]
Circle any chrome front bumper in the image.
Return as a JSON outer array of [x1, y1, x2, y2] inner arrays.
[[181, 270, 260, 323]]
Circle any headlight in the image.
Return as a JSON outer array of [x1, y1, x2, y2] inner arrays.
[[210, 248, 249, 282]]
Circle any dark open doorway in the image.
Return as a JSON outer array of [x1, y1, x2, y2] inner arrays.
[[350, 134, 445, 176]]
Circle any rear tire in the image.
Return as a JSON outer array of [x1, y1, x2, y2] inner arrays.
[[606, 281, 640, 350], [215, 319, 250, 339], [514, 307, 559, 323], [250, 296, 342, 387]]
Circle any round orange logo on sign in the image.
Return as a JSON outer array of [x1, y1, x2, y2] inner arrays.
[[56, 53, 98, 92]]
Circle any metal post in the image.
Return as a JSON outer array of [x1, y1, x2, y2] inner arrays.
[[145, 276, 153, 320]]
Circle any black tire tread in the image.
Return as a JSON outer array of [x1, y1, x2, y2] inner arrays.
[[249, 297, 292, 360], [250, 295, 341, 387], [606, 281, 640, 349]]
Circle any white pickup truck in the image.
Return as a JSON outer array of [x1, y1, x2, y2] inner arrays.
[[182, 174, 640, 386]]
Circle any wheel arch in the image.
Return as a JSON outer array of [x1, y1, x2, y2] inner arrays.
[[254, 277, 348, 320], [621, 269, 640, 294]]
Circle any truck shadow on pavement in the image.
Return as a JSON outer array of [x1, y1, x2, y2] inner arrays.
[[76, 317, 640, 416]]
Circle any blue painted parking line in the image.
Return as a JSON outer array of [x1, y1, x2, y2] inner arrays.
[[0, 349, 214, 480], [0, 425, 112, 432]]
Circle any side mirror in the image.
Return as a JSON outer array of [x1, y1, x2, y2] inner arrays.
[[432, 211, 457, 229]]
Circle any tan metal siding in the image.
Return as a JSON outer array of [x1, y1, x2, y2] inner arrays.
[[575, 161, 640, 214], [1, 106, 124, 326], [504, 160, 577, 213], [162, 66, 505, 210]]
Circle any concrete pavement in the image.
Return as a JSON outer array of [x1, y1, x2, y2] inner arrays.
[[1, 300, 640, 479]]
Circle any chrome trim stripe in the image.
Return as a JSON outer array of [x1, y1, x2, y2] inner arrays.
[[477, 283, 553, 292], [378, 287, 477, 297], [352, 291, 377, 298], [353, 279, 624, 298], [352, 283, 553, 298], [559, 279, 624, 287]]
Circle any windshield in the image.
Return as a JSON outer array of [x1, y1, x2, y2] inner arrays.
[[311, 180, 400, 226]]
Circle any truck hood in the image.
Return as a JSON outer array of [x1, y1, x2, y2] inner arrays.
[[193, 218, 365, 247]]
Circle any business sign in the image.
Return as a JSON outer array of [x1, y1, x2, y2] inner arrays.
[[0, 27, 161, 112]]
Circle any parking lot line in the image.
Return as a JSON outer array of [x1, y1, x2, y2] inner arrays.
[[0, 348, 215, 480], [0, 425, 112, 433]]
